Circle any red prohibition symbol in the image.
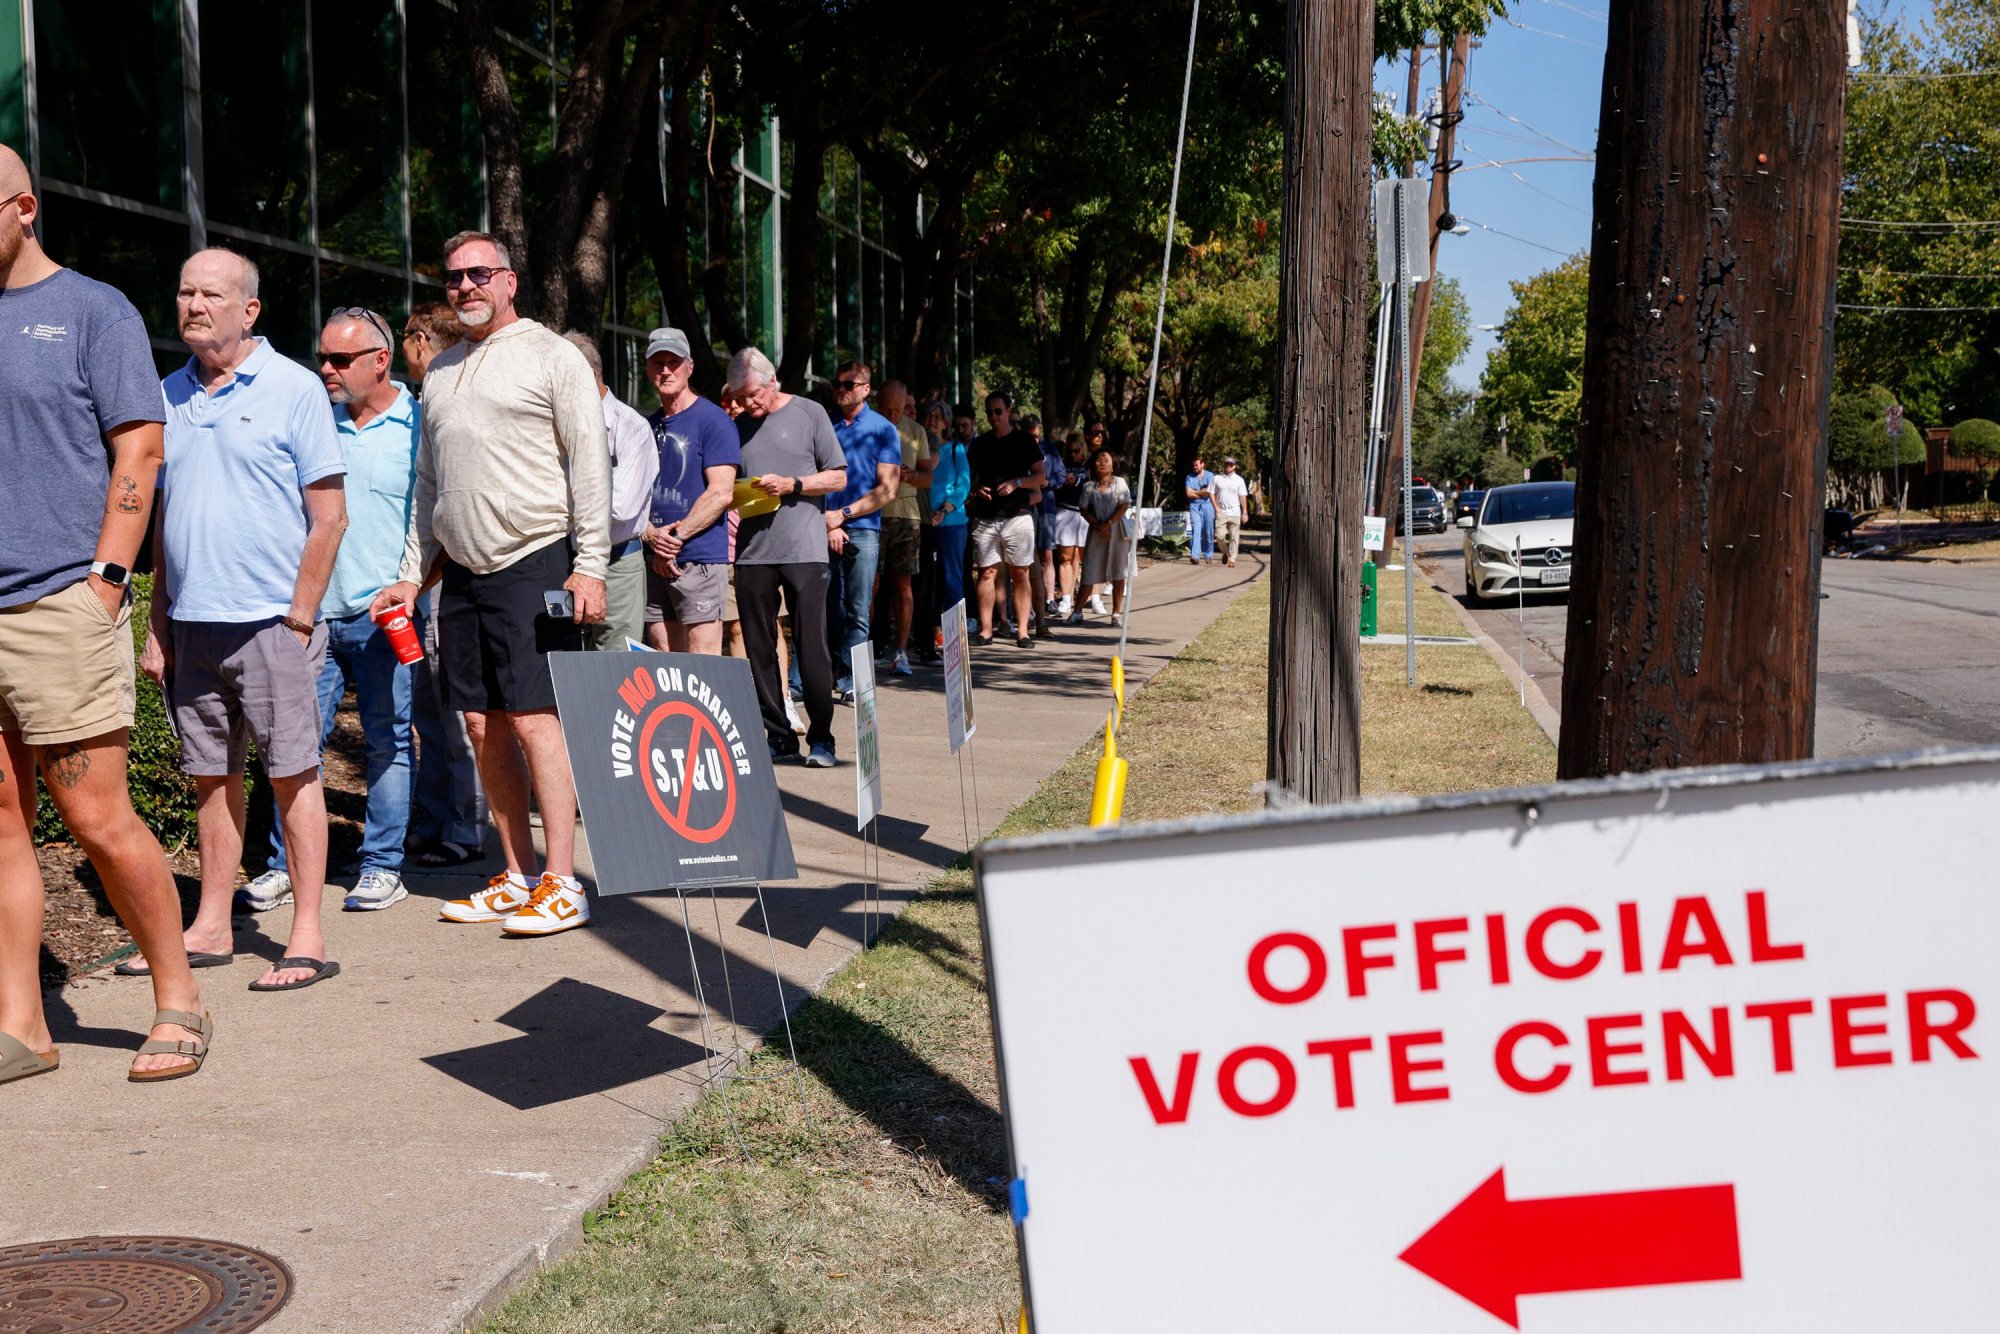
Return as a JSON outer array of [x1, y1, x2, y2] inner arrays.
[[636, 701, 737, 843]]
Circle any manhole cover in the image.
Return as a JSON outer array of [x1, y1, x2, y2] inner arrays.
[[0, 1237, 291, 1333]]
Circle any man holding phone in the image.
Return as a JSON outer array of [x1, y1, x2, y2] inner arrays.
[[372, 231, 609, 939]]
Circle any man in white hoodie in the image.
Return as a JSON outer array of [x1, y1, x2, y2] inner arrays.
[[372, 231, 609, 938]]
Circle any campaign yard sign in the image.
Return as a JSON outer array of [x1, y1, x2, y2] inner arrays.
[[551, 651, 796, 892], [853, 655, 882, 830], [941, 599, 976, 754], [976, 749, 2000, 1333]]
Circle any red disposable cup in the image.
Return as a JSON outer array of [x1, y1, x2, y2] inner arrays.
[[372, 602, 424, 665]]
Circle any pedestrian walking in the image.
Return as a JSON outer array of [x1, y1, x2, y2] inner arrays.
[[561, 331, 658, 652], [1079, 448, 1135, 626], [727, 347, 847, 768], [400, 304, 484, 870], [824, 361, 901, 697], [371, 230, 610, 938], [1052, 434, 1090, 621], [967, 392, 1045, 647], [642, 326, 739, 655], [1184, 455, 1216, 563], [1028, 416, 1067, 637], [145, 248, 350, 993], [1212, 455, 1250, 567], [930, 405, 974, 618], [0, 147, 212, 1082], [875, 380, 932, 676], [259, 307, 421, 915]]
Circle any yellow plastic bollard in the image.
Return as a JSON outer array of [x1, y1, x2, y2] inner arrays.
[[1088, 716, 1128, 829], [1019, 1305, 1030, 1334]]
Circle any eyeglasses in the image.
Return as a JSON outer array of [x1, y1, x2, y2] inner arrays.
[[443, 266, 507, 289], [835, 379, 868, 392], [0, 191, 25, 214], [328, 305, 393, 351], [401, 327, 424, 341], [318, 347, 386, 369]]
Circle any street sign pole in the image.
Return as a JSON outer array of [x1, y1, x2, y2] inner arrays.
[[1394, 179, 1417, 686], [1887, 402, 1905, 546]]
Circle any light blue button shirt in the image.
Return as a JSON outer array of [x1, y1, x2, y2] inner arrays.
[[324, 386, 419, 619], [161, 338, 346, 622]]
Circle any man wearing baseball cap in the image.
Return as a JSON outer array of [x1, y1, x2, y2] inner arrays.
[[1212, 455, 1250, 568], [641, 327, 740, 654]]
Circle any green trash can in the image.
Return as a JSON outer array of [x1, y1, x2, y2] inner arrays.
[[1361, 559, 1378, 638]]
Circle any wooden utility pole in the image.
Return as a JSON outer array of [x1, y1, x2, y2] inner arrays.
[[1558, 1, 1845, 778], [1268, 0, 1372, 803], [1375, 30, 1472, 530]]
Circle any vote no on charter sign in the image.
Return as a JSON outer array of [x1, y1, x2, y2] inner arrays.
[[551, 651, 796, 893], [976, 749, 2000, 1332]]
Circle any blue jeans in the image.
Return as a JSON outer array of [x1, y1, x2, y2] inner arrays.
[[825, 526, 881, 688], [936, 523, 968, 612], [270, 609, 415, 874], [1189, 501, 1215, 560]]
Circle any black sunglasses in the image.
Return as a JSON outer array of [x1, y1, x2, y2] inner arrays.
[[835, 378, 868, 392], [443, 265, 507, 289], [328, 305, 393, 349], [318, 347, 386, 369]]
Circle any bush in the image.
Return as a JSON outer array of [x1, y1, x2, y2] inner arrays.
[[32, 575, 202, 850], [1951, 418, 2000, 466]]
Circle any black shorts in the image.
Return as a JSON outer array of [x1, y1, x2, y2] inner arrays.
[[437, 540, 581, 713]]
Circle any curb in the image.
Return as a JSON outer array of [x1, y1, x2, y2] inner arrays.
[[1414, 557, 1562, 745]]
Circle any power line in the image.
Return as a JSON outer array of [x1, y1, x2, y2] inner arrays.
[[1535, 0, 1607, 19], [1852, 67, 2000, 80], [1842, 218, 2000, 230], [1475, 157, 1591, 214], [1840, 267, 2000, 280], [1463, 90, 1592, 158], [1460, 217, 1578, 259], [1502, 15, 1606, 49], [1837, 303, 2000, 312]]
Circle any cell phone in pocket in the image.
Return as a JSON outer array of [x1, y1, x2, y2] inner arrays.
[[543, 589, 576, 620]]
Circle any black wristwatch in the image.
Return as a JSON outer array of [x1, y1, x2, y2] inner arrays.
[[791, 477, 803, 498]]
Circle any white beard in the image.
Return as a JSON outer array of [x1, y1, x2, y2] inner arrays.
[[457, 304, 493, 329]]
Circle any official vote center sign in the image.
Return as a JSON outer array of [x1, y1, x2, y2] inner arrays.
[[976, 749, 2000, 1333], [551, 651, 796, 892]]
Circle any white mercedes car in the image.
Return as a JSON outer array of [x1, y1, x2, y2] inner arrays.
[[1459, 481, 1576, 603]]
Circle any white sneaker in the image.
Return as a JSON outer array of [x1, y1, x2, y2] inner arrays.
[[236, 870, 293, 912], [892, 650, 912, 676], [502, 875, 592, 936], [344, 870, 408, 912], [1088, 595, 1108, 616], [440, 873, 531, 923], [1055, 596, 1073, 617], [785, 697, 808, 733]]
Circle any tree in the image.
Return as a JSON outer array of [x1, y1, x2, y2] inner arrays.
[[1826, 385, 1925, 509], [1951, 418, 2000, 499], [1268, 0, 1373, 804], [1559, 0, 1845, 779], [1477, 254, 1588, 463]]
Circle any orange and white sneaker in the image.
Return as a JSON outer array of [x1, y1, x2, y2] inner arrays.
[[501, 875, 591, 937], [439, 873, 531, 924]]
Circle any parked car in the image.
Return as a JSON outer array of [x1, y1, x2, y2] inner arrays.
[[1410, 486, 1447, 534], [1459, 481, 1576, 603], [1453, 489, 1485, 525]]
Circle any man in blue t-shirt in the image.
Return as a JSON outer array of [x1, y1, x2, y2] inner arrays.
[[824, 360, 902, 696], [0, 145, 212, 1085], [642, 327, 741, 654], [1184, 455, 1217, 563], [147, 248, 350, 996]]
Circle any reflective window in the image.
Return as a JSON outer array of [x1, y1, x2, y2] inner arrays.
[[200, 0, 311, 242], [318, 262, 409, 374], [41, 196, 187, 341], [406, 0, 485, 272], [34, 0, 184, 207], [314, 0, 404, 267], [221, 239, 315, 364], [741, 183, 776, 352]]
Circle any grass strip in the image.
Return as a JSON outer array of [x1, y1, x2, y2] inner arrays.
[[481, 573, 1553, 1333]]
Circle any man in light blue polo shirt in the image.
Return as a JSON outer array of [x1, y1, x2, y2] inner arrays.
[[823, 359, 900, 697], [258, 308, 419, 914], [142, 248, 350, 994]]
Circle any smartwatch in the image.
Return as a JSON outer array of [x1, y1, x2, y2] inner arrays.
[[90, 561, 131, 588], [841, 506, 854, 522]]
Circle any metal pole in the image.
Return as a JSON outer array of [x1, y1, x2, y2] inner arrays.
[[1516, 533, 1527, 705], [1394, 181, 1416, 686]]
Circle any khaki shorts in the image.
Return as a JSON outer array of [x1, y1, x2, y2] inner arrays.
[[646, 561, 729, 626], [0, 578, 137, 746], [882, 518, 921, 576], [970, 513, 1036, 569]]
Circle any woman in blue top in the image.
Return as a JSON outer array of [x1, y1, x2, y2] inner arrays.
[[929, 404, 974, 612]]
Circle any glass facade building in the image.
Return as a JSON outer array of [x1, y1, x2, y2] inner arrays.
[[0, 0, 973, 405]]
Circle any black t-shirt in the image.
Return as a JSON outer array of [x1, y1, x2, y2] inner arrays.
[[966, 429, 1043, 521]]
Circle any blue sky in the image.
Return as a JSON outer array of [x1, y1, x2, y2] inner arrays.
[[1384, 0, 1935, 387]]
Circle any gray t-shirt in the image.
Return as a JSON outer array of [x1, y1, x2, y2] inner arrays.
[[0, 268, 165, 607], [735, 396, 846, 565]]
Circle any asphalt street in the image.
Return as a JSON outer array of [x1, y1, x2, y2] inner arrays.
[[1411, 532, 2000, 758]]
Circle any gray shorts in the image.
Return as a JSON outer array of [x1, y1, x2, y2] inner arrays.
[[645, 561, 729, 626], [169, 618, 328, 778]]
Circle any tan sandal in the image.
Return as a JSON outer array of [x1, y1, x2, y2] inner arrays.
[[0, 1031, 59, 1087], [128, 1009, 213, 1084]]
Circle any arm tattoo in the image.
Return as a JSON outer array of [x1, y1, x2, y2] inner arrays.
[[111, 474, 144, 515], [43, 743, 91, 790]]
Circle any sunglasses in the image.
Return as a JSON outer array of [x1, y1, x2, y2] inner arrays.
[[836, 379, 868, 392], [328, 305, 393, 348], [0, 191, 25, 214], [318, 347, 386, 369], [401, 327, 424, 340], [443, 265, 507, 289]]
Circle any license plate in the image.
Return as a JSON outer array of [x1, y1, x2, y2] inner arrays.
[[1539, 567, 1571, 586]]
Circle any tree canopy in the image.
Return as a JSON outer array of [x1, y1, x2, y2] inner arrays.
[[1476, 253, 1589, 464]]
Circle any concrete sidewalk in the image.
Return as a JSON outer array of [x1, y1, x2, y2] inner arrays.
[[9, 545, 1266, 1332]]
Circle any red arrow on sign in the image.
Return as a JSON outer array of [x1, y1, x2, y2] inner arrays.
[[1399, 1168, 1742, 1327]]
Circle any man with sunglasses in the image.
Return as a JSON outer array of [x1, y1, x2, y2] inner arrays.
[[254, 308, 419, 914], [0, 143, 210, 1082], [372, 231, 609, 938]]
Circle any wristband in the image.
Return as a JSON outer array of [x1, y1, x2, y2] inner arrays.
[[279, 615, 314, 636]]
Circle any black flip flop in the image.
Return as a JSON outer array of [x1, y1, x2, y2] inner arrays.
[[413, 838, 480, 869], [115, 952, 233, 977], [247, 957, 342, 992]]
